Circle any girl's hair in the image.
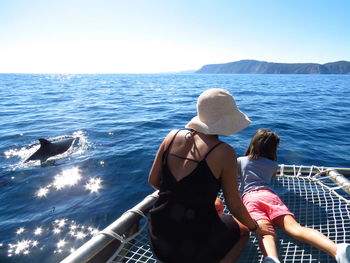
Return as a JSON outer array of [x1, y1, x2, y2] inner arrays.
[[245, 128, 280, 161]]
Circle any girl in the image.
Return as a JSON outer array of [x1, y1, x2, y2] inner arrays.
[[238, 128, 350, 263]]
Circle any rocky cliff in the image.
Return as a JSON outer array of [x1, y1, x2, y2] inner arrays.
[[196, 60, 350, 74]]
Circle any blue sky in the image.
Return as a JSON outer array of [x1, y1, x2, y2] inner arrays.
[[0, 0, 349, 73]]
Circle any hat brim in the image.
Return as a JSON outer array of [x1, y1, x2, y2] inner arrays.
[[185, 110, 251, 136]]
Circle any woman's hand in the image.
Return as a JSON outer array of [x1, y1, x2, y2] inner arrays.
[[254, 221, 276, 237]]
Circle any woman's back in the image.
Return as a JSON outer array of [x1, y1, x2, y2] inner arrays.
[[149, 129, 239, 263], [166, 129, 224, 182]]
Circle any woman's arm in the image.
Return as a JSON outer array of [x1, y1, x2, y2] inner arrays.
[[148, 130, 177, 190], [220, 145, 275, 235], [220, 146, 256, 228]]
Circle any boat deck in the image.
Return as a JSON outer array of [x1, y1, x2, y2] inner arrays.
[[61, 166, 350, 263]]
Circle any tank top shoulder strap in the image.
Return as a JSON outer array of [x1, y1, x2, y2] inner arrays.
[[162, 129, 186, 164], [164, 129, 184, 152], [204, 141, 224, 160]]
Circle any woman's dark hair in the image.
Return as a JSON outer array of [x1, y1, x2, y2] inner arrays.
[[245, 128, 280, 161]]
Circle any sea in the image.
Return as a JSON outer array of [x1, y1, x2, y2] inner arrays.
[[0, 73, 349, 262]]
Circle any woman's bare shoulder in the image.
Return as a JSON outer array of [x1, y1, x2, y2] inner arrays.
[[167, 129, 179, 138], [162, 129, 182, 148], [206, 142, 236, 179], [218, 142, 236, 157], [208, 141, 236, 164]]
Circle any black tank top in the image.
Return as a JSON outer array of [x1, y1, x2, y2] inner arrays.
[[159, 129, 223, 199], [149, 130, 239, 263]]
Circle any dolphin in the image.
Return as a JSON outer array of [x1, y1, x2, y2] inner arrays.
[[25, 138, 75, 163]]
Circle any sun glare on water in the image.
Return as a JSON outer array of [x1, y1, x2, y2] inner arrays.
[[35, 167, 103, 198], [36, 187, 50, 197], [84, 178, 102, 193], [53, 167, 82, 190], [34, 227, 43, 236], [7, 219, 100, 257]]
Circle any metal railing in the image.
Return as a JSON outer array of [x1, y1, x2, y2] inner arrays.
[[60, 191, 159, 263]]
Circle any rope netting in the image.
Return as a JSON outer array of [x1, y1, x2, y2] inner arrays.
[[109, 166, 350, 263]]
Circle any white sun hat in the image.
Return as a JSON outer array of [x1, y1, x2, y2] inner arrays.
[[185, 88, 251, 136]]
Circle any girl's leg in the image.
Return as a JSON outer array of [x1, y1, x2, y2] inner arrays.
[[219, 218, 249, 263], [273, 215, 337, 257], [257, 220, 279, 259]]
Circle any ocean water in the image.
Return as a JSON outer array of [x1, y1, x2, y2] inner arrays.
[[0, 73, 349, 262]]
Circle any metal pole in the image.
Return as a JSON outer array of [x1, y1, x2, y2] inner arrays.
[[327, 169, 350, 195], [60, 191, 158, 263]]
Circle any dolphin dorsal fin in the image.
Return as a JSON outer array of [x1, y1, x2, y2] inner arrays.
[[39, 138, 52, 146]]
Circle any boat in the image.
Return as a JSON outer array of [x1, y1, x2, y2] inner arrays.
[[61, 165, 350, 263]]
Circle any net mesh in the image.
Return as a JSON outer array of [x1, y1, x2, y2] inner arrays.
[[109, 166, 350, 263]]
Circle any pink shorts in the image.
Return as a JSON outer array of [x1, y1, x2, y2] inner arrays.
[[242, 188, 294, 223]]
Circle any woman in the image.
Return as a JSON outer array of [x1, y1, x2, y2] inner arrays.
[[238, 128, 350, 263], [148, 89, 274, 263]]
